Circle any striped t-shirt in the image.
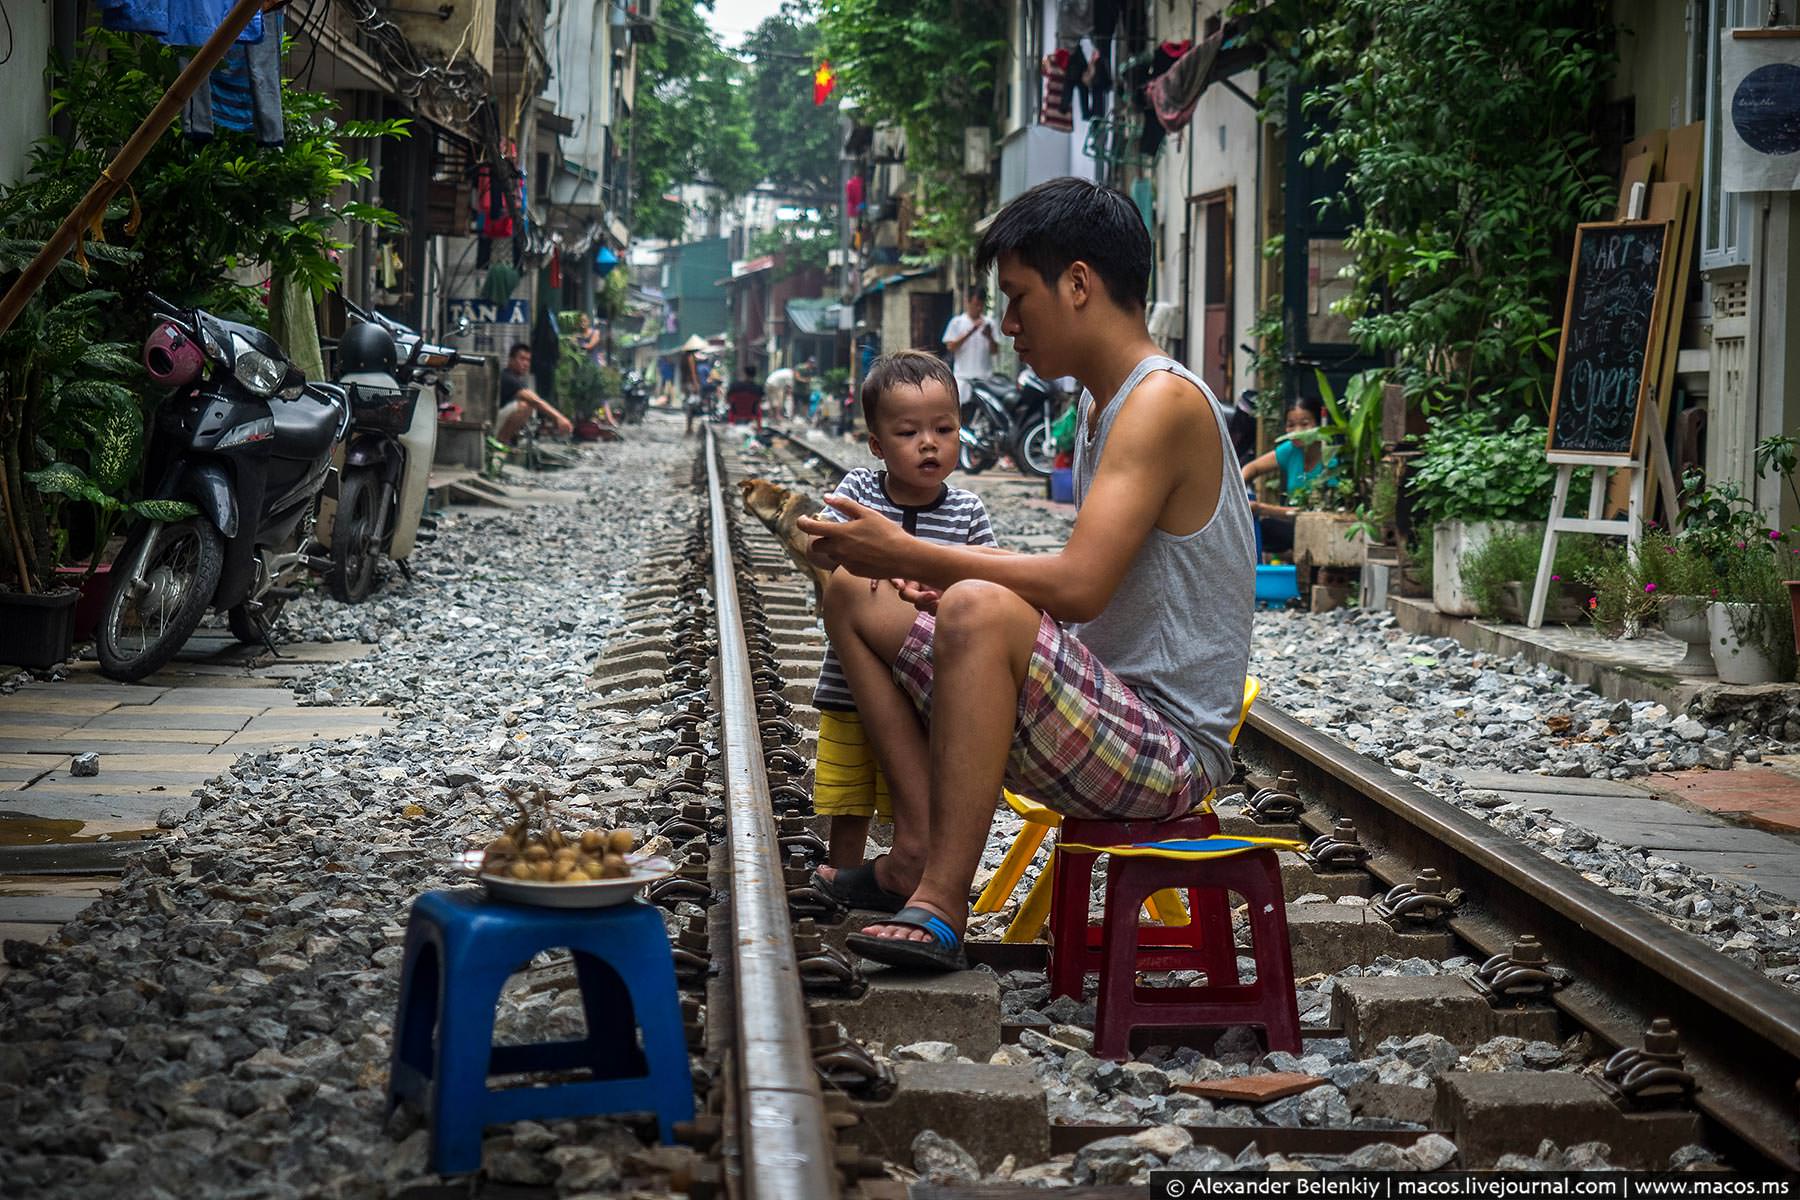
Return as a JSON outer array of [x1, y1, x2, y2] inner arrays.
[[812, 467, 996, 711]]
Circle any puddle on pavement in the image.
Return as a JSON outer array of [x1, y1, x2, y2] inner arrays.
[[0, 817, 162, 846]]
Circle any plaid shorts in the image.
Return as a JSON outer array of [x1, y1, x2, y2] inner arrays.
[[892, 611, 1204, 821]]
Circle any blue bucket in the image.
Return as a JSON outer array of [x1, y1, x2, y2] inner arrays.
[[1050, 467, 1074, 504], [1255, 564, 1299, 606]]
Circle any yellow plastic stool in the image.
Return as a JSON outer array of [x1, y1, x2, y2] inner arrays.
[[974, 677, 1262, 943]]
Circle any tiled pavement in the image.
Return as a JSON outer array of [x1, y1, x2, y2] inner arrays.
[[0, 631, 393, 979], [1452, 767, 1800, 901]]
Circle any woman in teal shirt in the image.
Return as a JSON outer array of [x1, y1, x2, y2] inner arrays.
[[1240, 398, 1327, 555]]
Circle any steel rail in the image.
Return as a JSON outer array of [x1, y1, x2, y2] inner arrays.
[[1244, 703, 1800, 1171], [702, 429, 839, 1200]]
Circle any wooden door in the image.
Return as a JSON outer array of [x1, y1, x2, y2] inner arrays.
[[1192, 191, 1233, 400]]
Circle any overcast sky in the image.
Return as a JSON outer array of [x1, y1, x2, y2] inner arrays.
[[706, 0, 795, 48]]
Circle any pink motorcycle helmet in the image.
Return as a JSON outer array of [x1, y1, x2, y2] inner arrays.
[[143, 321, 204, 388]]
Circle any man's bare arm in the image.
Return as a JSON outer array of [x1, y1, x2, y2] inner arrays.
[[817, 375, 1199, 621]]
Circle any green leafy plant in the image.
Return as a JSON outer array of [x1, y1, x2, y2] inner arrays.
[[1291, 368, 1383, 517], [819, 0, 1005, 264], [1461, 530, 1605, 619], [1635, 528, 1719, 599], [0, 23, 403, 593], [1714, 547, 1795, 679], [1677, 470, 1780, 579], [1235, 0, 1615, 420], [1578, 542, 1661, 638], [1408, 412, 1556, 527]]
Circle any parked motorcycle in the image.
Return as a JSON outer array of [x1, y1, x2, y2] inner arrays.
[[958, 374, 1015, 474], [1009, 367, 1076, 478], [96, 294, 349, 681], [620, 371, 650, 424], [323, 299, 483, 603]]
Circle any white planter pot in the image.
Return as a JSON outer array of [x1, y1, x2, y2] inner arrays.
[[1659, 595, 1715, 677], [1706, 602, 1780, 686], [1434, 520, 1536, 617]]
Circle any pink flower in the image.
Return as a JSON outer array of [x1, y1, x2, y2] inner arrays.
[[1644, 582, 1657, 593], [1771, 530, 1783, 540], [1550, 574, 1561, 581], [1736, 541, 1746, 549]]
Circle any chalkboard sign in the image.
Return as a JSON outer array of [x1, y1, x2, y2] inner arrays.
[[1546, 220, 1674, 460]]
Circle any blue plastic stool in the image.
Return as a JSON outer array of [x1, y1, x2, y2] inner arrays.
[[386, 890, 694, 1175]]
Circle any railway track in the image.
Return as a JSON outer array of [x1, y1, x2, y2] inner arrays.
[[657, 422, 1797, 1195]]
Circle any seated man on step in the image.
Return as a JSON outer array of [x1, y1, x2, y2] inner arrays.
[[797, 177, 1255, 972]]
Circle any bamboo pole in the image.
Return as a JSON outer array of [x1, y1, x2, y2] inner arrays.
[[0, 0, 272, 337]]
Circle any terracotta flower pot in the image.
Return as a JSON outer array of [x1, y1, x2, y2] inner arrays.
[[1788, 580, 1800, 656]]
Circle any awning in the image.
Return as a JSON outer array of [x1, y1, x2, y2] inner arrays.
[[786, 299, 847, 336], [851, 265, 939, 304]]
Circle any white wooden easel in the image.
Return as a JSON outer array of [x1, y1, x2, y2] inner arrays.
[[1526, 401, 1682, 629]]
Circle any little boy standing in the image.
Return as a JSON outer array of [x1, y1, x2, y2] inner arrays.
[[806, 351, 995, 910]]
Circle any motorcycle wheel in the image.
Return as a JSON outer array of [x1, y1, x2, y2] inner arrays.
[[228, 595, 287, 646], [95, 519, 224, 682], [1012, 415, 1056, 478], [329, 469, 380, 603]]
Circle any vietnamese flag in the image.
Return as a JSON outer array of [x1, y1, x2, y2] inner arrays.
[[813, 61, 836, 106]]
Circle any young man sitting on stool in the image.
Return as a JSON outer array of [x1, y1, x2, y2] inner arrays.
[[798, 177, 1255, 971]]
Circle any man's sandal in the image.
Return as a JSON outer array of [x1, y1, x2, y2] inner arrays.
[[810, 856, 909, 914], [845, 906, 969, 972]]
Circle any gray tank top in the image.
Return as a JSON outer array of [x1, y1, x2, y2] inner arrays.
[[1070, 355, 1256, 788]]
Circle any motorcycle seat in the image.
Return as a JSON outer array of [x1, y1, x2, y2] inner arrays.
[[340, 370, 402, 394], [272, 388, 345, 460]]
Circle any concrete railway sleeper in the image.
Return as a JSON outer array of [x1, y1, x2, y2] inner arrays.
[[686, 421, 1792, 1189]]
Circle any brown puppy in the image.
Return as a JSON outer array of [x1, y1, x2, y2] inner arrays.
[[738, 477, 833, 606]]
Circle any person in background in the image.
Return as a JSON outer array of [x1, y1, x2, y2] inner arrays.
[[1239, 397, 1327, 557], [496, 343, 573, 442], [682, 350, 704, 435], [765, 363, 795, 421], [726, 364, 765, 428], [942, 286, 1000, 403], [571, 313, 603, 363]]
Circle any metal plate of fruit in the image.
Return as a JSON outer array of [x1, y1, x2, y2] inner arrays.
[[476, 853, 675, 908], [459, 791, 673, 908]]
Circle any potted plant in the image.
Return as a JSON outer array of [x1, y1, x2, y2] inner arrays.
[[1679, 471, 1794, 685], [1289, 370, 1384, 572], [1407, 412, 1557, 616], [1630, 529, 1721, 676], [1460, 529, 1593, 623], [1752, 433, 1800, 655]]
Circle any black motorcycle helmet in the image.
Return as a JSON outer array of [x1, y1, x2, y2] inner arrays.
[[338, 321, 398, 377]]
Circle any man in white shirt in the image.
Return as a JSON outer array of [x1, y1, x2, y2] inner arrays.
[[941, 287, 1000, 402], [765, 365, 796, 419]]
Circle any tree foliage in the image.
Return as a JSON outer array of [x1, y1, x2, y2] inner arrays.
[[743, 5, 840, 199], [627, 0, 758, 240], [1244, 0, 1616, 418], [818, 0, 1005, 263]]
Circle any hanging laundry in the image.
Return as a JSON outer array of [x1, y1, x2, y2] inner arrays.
[[101, 1, 265, 46], [1056, 0, 1093, 41], [1136, 40, 1191, 156], [473, 163, 516, 240], [845, 174, 865, 217], [1040, 51, 1074, 133], [182, 11, 284, 147], [1146, 33, 1222, 137]]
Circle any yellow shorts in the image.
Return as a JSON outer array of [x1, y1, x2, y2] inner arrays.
[[812, 709, 892, 818]]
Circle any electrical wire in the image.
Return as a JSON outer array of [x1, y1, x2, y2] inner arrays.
[[0, 1, 14, 68]]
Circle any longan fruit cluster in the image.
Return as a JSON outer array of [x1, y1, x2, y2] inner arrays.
[[483, 825, 637, 882]]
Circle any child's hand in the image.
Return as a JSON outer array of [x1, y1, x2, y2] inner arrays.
[[888, 579, 941, 612]]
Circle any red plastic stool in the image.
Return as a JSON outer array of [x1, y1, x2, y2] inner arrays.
[[1090, 846, 1301, 1060], [1047, 808, 1234, 1002]]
